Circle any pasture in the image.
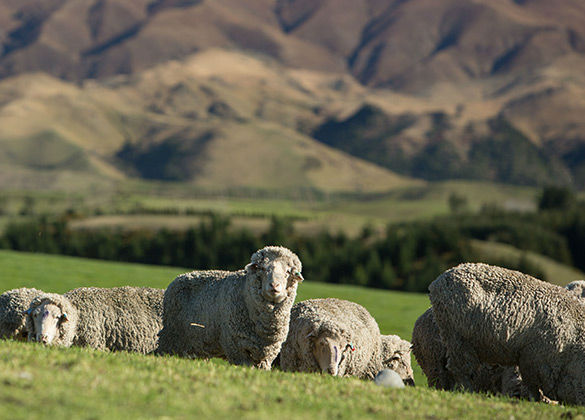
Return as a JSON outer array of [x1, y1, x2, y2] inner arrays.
[[1, 250, 584, 418]]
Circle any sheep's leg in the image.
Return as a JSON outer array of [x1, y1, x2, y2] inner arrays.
[[517, 361, 544, 402], [254, 359, 272, 370], [440, 331, 480, 392]]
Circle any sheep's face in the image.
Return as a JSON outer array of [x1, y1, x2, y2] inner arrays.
[[311, 332, 349, 376], [384, 351, 415, 386], [254, 259, 303, 304], [28, 302, 68, 345]]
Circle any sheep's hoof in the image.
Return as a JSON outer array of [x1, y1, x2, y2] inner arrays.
[[539, 390, 559, 405]]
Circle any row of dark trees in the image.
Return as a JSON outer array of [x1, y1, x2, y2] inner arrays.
[[1, 210, 554, 293]]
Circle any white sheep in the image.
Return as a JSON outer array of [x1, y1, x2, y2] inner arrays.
[[25, 286, 164, 353], [0, 288, 44, 340], [411, 307, 525, 396], [565, 280, 585, 302], [279, 298, 383, 379], [429, 263, 585, 405], [156, 246, 304, 369], [380, 334, 415, 386]]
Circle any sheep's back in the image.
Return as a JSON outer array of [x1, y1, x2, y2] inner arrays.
[[159, 270, 244, 357], [429, 263, 585, 364], [65, 286, 164, 353]]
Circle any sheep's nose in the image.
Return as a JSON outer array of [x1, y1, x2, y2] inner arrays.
[[327, 366, 338, 376], [269, 283, 281, 292], [40, 335, 49, 344]]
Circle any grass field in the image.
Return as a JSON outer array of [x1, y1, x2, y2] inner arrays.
[[2, 252, 585, 418], [0, 180, 538, 237]]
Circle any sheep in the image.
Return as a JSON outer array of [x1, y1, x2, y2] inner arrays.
[[156, 246, 304, 369], [411, 308, 454, 390], [279, 298, 383, 379], [411, 307, 525, 396], [25, 286, 164, 353], [429, 262, 585, 405], [565, 280, 585, 302], [380, 334, 415, 386], [0, 288, 44, 340]]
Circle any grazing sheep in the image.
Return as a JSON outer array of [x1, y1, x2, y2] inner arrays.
[[429, 263, 585, 405], [411, 307, 526, 396], [566, 280, 585, 302], [26, 286, 164, 353], [411, 308, 454, 390], [157, 246, 304, 369], [380, 334, 415, 386], [279, 298, 383, 379], [0, 288, 44, 340]]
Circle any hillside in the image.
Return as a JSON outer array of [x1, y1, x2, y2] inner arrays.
[[0, 52, 419, 193], [1, 0, 585, 189]]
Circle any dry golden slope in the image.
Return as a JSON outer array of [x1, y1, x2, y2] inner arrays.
[[0, 49, 420, 193]]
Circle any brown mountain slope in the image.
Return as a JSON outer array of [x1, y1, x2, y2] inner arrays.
[[0, 50, 419, 192], [1, 0, 584, 92]]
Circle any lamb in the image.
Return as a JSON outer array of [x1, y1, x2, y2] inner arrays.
[[380, 334, 415, 386], [279, 298, 383, 379], [0, 288, 44, 340], [411, 307, 524, 397], [156, 246, 304, 369], [429, 262, 585, 405], [25, 286, 164, 353]]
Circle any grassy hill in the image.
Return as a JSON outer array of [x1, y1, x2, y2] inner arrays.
[[1, 250, 585, 418]]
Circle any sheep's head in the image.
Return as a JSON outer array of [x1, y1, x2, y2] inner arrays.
[[381, 335, 415, 386], [25, 294, 76, 346], [566, 280, 585, 300], [26, 301, 68, 345], [246, 246, 303, 304], [307, 329, 353, 376]]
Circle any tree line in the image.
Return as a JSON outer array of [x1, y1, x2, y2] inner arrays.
[[0, 210, 555, 293]]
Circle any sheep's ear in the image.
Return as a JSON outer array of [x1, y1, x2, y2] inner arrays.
[[61, 313, 69, 323], [294, 271, 304, 282], [245, 262, 259, 273]]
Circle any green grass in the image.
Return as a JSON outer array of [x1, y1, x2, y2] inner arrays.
[[2, 250, 584, 418], [2, 341, 584, 420]]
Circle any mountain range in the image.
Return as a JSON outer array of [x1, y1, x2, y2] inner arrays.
[[1, 0, 585, 191]]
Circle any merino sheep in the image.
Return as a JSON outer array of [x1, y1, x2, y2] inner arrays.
[[429, 262, 585, 405], [0, 288, 44, 340], [26, 286, 164, 353], [279, 298, 383, 379], [411, 308, 453, 390], [156, 246, 303, 369], [380, 334, 415, 386], [566, 280, 585, 302], [411, 307, 525, 396]]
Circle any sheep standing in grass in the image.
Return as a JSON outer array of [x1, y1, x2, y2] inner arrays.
[[0, 288, 44, 340], [411, 307, 524, 396], [279, 298, 383, 379], [411, 308, 453, 390], [157, 246, 303, 369], [429, 263, 585, 405], [25, 286, 164, 353], [380, 334, 415, 386]]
